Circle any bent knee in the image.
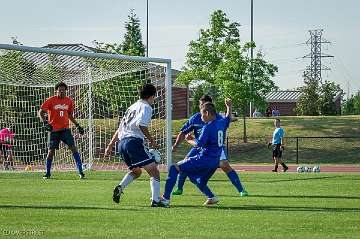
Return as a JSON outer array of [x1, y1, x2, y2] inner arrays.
[[220, 160, 232, 173]]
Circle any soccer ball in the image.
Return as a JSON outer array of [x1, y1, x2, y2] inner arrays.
[[297, 166, 304, 173], [304, 166, 312, 173], [149, 149, 161, 164], [313, 165, 320, 173], [25, 165, 33, 171]]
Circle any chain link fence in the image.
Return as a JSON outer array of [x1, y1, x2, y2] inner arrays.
[[226, 136, 360, 164]]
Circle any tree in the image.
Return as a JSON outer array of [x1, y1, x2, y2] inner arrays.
[[296, 72, 343, 116], [177, 10, 277, 142], [342, 91, 360, 115], [319, 81, 342, 115], [121, 9, 145, 56], [296, 73, 320, 116], [92, 9, 145, 56]]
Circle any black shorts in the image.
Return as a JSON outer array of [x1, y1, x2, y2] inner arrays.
[[0, 144, 11, 158], [117, 137, 155, 170], [49, 129, 76, 150], [272, 144, 282, 158]]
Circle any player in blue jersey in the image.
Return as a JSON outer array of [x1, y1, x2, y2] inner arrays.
[[172, 95, 248, 197], [161, 102, 230, 206], [269, 118, 288, 172]]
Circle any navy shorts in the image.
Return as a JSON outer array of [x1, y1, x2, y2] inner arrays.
[[49, 129, 76, 150], [272, 144, 282, 158], [118, 137, 155, 170]]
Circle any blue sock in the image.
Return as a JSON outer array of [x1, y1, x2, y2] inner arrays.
[[177, 173, 187, 190], [163, 165, 179, 200], [188, 175, 214, 198], [45, 157, 53, 176], [227, 170, 244, 193], [73, 152, 83, 175]]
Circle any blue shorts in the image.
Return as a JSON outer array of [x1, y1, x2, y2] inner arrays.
[[187, 147, 228, 161], [49, 129, 75, 150], [118, 137, 155, 170], [177, 155, 217, 186]]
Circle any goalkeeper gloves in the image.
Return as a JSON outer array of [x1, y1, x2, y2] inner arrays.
[[43, 121, 53, 132], [75, 123, 85, 135]]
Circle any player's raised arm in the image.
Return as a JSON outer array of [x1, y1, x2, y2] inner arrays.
[[225, 98, 232, 120]]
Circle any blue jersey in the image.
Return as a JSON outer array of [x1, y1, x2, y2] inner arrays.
[[272, 127, 284, 144], [180, 112, 226, 140], [195, 116, 230, 167]]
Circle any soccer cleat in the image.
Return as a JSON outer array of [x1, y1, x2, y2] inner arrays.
[[42, 174, 51, 179], [151, 200, 169, 208], [172, 188, 183, 196], [272, 169, 277, 172], [79, 173, 86, 179], [112, 185, 123, 204], [203, 196, 219, 206], [283, 166, 289, 172], [240, 190, 249, 197], [159, 197, 170, 208]]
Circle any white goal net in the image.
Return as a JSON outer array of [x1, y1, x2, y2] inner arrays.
[[0, 44, 172, 172]]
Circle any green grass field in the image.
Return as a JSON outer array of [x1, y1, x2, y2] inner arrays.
[[1, 171, 359, 239]]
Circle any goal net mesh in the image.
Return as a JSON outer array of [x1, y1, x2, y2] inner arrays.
[[0, 46, 170, 172]]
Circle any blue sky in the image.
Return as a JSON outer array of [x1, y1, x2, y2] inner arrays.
[[1, 0, 359, 96]]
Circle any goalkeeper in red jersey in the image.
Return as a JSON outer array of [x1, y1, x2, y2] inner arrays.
[[37, 82, 85, 179]]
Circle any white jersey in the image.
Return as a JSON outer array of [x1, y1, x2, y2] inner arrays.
[[118, 100, 153, 141]]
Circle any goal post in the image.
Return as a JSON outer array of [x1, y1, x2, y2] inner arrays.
[[0, 44, 172, 172]]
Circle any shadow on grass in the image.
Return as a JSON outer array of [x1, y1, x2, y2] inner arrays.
[[171, 204, 360, 212], [257, 175, 342, 183], [0, 204, 140, 211], [242, 194, 360, 200]]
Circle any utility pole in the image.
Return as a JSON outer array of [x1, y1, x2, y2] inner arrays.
[[146, 0, 149, 57], [303, 29, 333, 84], [249, 0, 254, 117]]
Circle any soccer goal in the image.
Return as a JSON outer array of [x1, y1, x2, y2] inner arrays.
[[0, 44, 172, 172]]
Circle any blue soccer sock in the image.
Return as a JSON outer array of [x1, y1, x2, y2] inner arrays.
[[72, 152, 83, 175], [45, 157, 53, 176], [176, 172, 187, 190], [227, 170, 244, 193], [163, 165, 179, 200]]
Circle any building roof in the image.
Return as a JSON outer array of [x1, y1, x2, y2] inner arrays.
[[266, 91, 303, 102], [266, 90, 343, 103]]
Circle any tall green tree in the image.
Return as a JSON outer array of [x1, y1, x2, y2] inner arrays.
[[319, 80, 342, 115], [93, 9, 145, 56], [296, 73, 320, 116], [177, 10, 277, 141], [121, 9, 145, 56]]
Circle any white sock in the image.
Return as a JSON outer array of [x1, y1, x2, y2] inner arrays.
[[150, 177, 160, 202], [119, 172, 134, 189]]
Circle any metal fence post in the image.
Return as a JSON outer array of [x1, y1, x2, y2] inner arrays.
[[296, 137, 299, 164]]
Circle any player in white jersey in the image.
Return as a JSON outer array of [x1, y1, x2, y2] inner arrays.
[[105, 84, 166, 207]]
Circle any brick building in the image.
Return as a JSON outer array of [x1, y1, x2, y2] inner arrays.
[[265, 90, 342, 116]]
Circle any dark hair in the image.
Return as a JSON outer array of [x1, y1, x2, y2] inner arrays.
[[139, 84, 156, 99], [199, 95, 213, 103], [55, 82, 68, 90], [275, 118, 280, 123], [201, 102, 216, 116]]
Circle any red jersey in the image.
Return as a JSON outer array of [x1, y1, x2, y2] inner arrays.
[[41, 96, 74, 131]]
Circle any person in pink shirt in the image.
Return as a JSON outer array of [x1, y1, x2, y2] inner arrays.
[[0, 127, 15, 170]]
